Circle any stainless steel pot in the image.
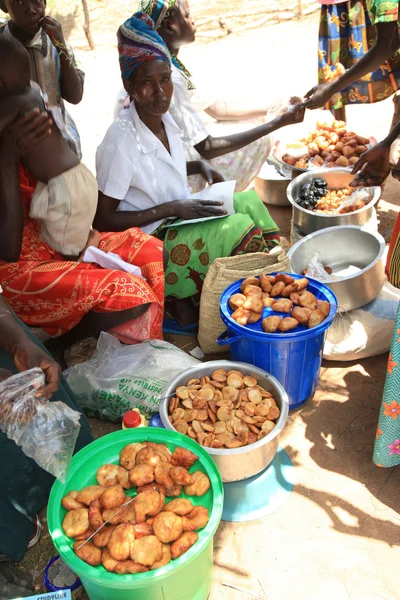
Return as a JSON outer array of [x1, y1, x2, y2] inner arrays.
[[287, 225, 386, 311], [160, 361, 289, 483], [254, 162, 290, 206], [287, 168, 381, 236]]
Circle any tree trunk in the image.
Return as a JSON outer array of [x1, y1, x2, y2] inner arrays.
[[81, 0, 95, 50]]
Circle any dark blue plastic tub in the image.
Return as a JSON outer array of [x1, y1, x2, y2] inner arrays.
[[218, 273, 337, 409]]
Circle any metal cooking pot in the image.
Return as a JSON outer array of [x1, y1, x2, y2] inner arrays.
[[287, 168, 381, 236], [287, 225, 386, 311], [160, 361, 289, 483], [254, 162, 290, 206]]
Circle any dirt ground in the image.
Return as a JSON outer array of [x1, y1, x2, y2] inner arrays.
[[15, 8, 400, 600]]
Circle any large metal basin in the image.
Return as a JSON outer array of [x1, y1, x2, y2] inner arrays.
[[287, 226, 386, 311], [160, 361, 289, 483], [287, 168, 381, 236]]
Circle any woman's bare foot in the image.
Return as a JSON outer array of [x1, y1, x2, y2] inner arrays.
[[78, 229, 101, 262]]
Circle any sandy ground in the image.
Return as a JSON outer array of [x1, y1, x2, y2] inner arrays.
[[17, 11, 400, 600]]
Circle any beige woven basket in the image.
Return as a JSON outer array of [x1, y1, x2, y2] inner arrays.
[[198, 249, 290, 354]]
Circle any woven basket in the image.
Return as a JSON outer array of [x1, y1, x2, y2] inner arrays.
[[198, 249, 290, 355]]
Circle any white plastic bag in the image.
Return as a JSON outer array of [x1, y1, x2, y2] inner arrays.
[[305, 255, 335, 282], [337, 188, 373, 214], [64, 333, 200, 422], [0, 368, 81, 482], [323, 281, 400, 361]]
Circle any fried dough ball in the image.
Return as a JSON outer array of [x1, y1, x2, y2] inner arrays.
[[170, 466, 194, 486], [259, 274, 272, 293], [182, 506, 209, 532], [240, 277, 260, 292], [279, 317, 299, 332], [247, 311, 262, 324], [292, 306, 312, 325], [296, 278, 309, 291], [122, 502, 137, 525], [102, 504, 129, 525], [136, 447, 162, 468], [242, 294, 263, 313], [133, 523, 154, 539], [154, 463, 175, 489], [88, 499, 104, 531], [101, 548, 119, 572], [134, 489, 164, 523], [171, 447, 198, 469], [153, 511, 183, 543], [309, 310, 326, 328], [228, 293, 246, 310], [129, 464, 155, 487], [165, 484, 183, 497], [137, 482, 166, 496], [62, 491, 84, 511], [171, 532, 198, 560], [299, 290, 317, 310], [75, 486, 105, 506], [231, 307, 251, 325], [93, 525, 115, 548], [281, 283, 298, 297], [270, 281, 285, 297], [151, 543, 172, 569], [117, 470, 131, 490], [73, 541, 102, 566], [63, 508, 89, 538], [163, 498, 194, 516], [100, 485, 126, 510], [184, 471, 210, 497], [114, 560, 149, 575], [271, 298, 293, 313], [317, 300, 330, 317], [262, 316, 281, 333], [74, 528, 94, 542], [243, 284, 262, 298], [120, 443, 144, 470], [97, 465, 127, 488], [108, 523, 136, 561], [275, 274, 294, 285], [131, 535, 163, 567]]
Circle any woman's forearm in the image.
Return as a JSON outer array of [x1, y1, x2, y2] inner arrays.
[[195, 114, 285, 160], [330, 21, 399, 95], [205, 98, 268, 121], [0, 135, 23, 262], [94, 193, 178, 232]]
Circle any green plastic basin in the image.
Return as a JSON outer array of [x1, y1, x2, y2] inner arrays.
[[48, 429, 223, 600]]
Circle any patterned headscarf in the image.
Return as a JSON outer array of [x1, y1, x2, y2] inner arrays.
[[141, 0, 195, 90], [117, 12, 171, 81], [141, 0, 176, 29]]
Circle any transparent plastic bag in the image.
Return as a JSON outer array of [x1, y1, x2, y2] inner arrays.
[[305, 254, 335, 282], [0, 368, 81, 482], [337, 188, 372, 214]]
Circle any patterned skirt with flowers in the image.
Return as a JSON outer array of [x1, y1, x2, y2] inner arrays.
[[373, 302, 400, 467]]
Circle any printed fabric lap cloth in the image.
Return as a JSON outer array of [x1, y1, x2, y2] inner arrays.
[[373, 301, 400, 467], [318, 1, 400, 110], [0, 167, 165, 343], [157, 190, 279, 299]]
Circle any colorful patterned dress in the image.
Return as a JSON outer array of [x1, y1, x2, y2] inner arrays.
[[0, 168, 165, 343], [318, 1, 400, 111]]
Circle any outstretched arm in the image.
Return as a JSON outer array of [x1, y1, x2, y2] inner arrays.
[[195, 104, 305, 160], [305, 22, 399, 109]]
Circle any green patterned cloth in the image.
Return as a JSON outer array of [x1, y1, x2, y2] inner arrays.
[[155, 190, 279, 299], [373, 301, 400, 467], [366, 0, 399, 24]]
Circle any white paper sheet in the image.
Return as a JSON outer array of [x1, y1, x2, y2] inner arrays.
[[165, 180, 236, 227], [83, 247, 144, 279]]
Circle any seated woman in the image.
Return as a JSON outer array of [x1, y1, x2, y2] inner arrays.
[[0, 109, 166, 366], [96, 13, 303, 320], [0, 293, 92, 560], [114, 0, 305, 192]]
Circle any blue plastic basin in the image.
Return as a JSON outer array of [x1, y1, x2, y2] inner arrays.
[[218, 273, 337, 409]]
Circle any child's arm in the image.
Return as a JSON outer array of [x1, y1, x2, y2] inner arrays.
[[0, 128, 24, 262], [41, 16, 84, 105]]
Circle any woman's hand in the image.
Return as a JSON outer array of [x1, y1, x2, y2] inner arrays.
[[13, 342, 61, 398], [12, 108, 53, 157], [304, 82, 335, 110], [278, 102, 306, 127], [197, 162, 225, 185], [350, 142, 391, 187], [171, 199, 228, 221]]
